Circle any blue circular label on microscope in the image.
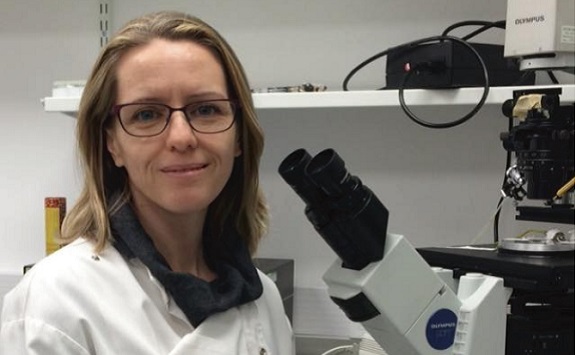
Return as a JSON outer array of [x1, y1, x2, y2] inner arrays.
[[426, 308, 457, 350]]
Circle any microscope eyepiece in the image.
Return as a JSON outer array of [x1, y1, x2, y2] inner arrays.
[[278, 148, 311, 182], [278, 148, 389, 270], [278, 148, 324, 207], [306, 149, 350, 197]]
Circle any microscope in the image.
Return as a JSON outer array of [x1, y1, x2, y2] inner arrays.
[[417, 87, 574, 354], [500, 0, 574, 232], [279, 148, 513, 355], [279, 142, 572, 354], [499, 87, 574, 229]]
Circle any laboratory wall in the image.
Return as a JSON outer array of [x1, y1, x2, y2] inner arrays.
[[0, 0, 566, 339]]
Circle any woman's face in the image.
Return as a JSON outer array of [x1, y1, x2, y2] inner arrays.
[[106, 38, 241, 217]]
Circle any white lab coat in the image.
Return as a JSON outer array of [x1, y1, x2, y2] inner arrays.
[[0, 238, 295, 355]]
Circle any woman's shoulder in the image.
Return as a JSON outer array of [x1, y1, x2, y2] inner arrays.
[[2, 238, 127, 320], [19, 238, 120, 286]]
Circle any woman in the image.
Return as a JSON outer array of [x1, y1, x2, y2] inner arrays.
[[0, 11, 294, 354]]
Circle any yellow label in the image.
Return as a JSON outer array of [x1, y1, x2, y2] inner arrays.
[[45, 207, 62, 255]]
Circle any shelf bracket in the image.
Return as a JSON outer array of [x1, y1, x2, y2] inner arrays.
[[99, 1, 112, 48]]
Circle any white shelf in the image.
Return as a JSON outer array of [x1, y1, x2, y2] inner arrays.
[[42, 97, 82, 116], [42, 85, 575, 116]]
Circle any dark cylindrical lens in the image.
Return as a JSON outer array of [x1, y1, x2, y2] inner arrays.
[[306, 148, 349, 196], [278, 148, 325, 207], [278, 149, 311, 183]]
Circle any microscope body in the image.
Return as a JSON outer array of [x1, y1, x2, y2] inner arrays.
[[323, 233, 511, 355], [278, 148, 514, 355]]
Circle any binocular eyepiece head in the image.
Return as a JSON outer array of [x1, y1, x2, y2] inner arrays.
[[279, 148, 350, 203], [278, 148, 389, 270]]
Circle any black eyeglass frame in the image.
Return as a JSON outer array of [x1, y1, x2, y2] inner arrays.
[[110, 99, 240, 137]]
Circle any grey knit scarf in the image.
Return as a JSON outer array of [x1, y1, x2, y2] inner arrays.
[[110, 202, 263, 327]]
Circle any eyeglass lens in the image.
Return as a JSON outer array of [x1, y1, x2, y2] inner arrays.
[[118, 100, 236, 136]]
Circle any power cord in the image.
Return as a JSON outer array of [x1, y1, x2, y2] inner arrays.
[[441, 20, 506, 40], [343, 29, 493, 129], [342, 34, 490, 129], [320, 344, 358, 355], [398, 36, 489, 128], [493, 115, 513, 243]]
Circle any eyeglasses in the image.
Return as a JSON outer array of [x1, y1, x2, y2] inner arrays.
[[111, 99, 239, 137]]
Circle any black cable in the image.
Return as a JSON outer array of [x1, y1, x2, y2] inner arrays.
[[342, 47, 392, 91], [460, 21, 506, 41], [397, 36, 490, 128], [342, 35, 490, 129], [493, 115, 514, 243], [493, 196, 505, 244], [400, 22, 507, 128], [442, 20, 498, 36], [547, 71, 559, 84], [441, 20, 505, 40]]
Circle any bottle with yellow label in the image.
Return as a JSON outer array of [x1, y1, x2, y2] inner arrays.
[[45, 197, 66, 255]]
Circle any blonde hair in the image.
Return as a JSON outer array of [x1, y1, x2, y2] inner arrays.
[[61, 11, 267, 255]]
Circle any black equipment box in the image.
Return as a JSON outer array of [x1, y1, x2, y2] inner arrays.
[[417, 245, 573, 291], [385, 42, 535, 89], [254, 258, 295, 323]]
